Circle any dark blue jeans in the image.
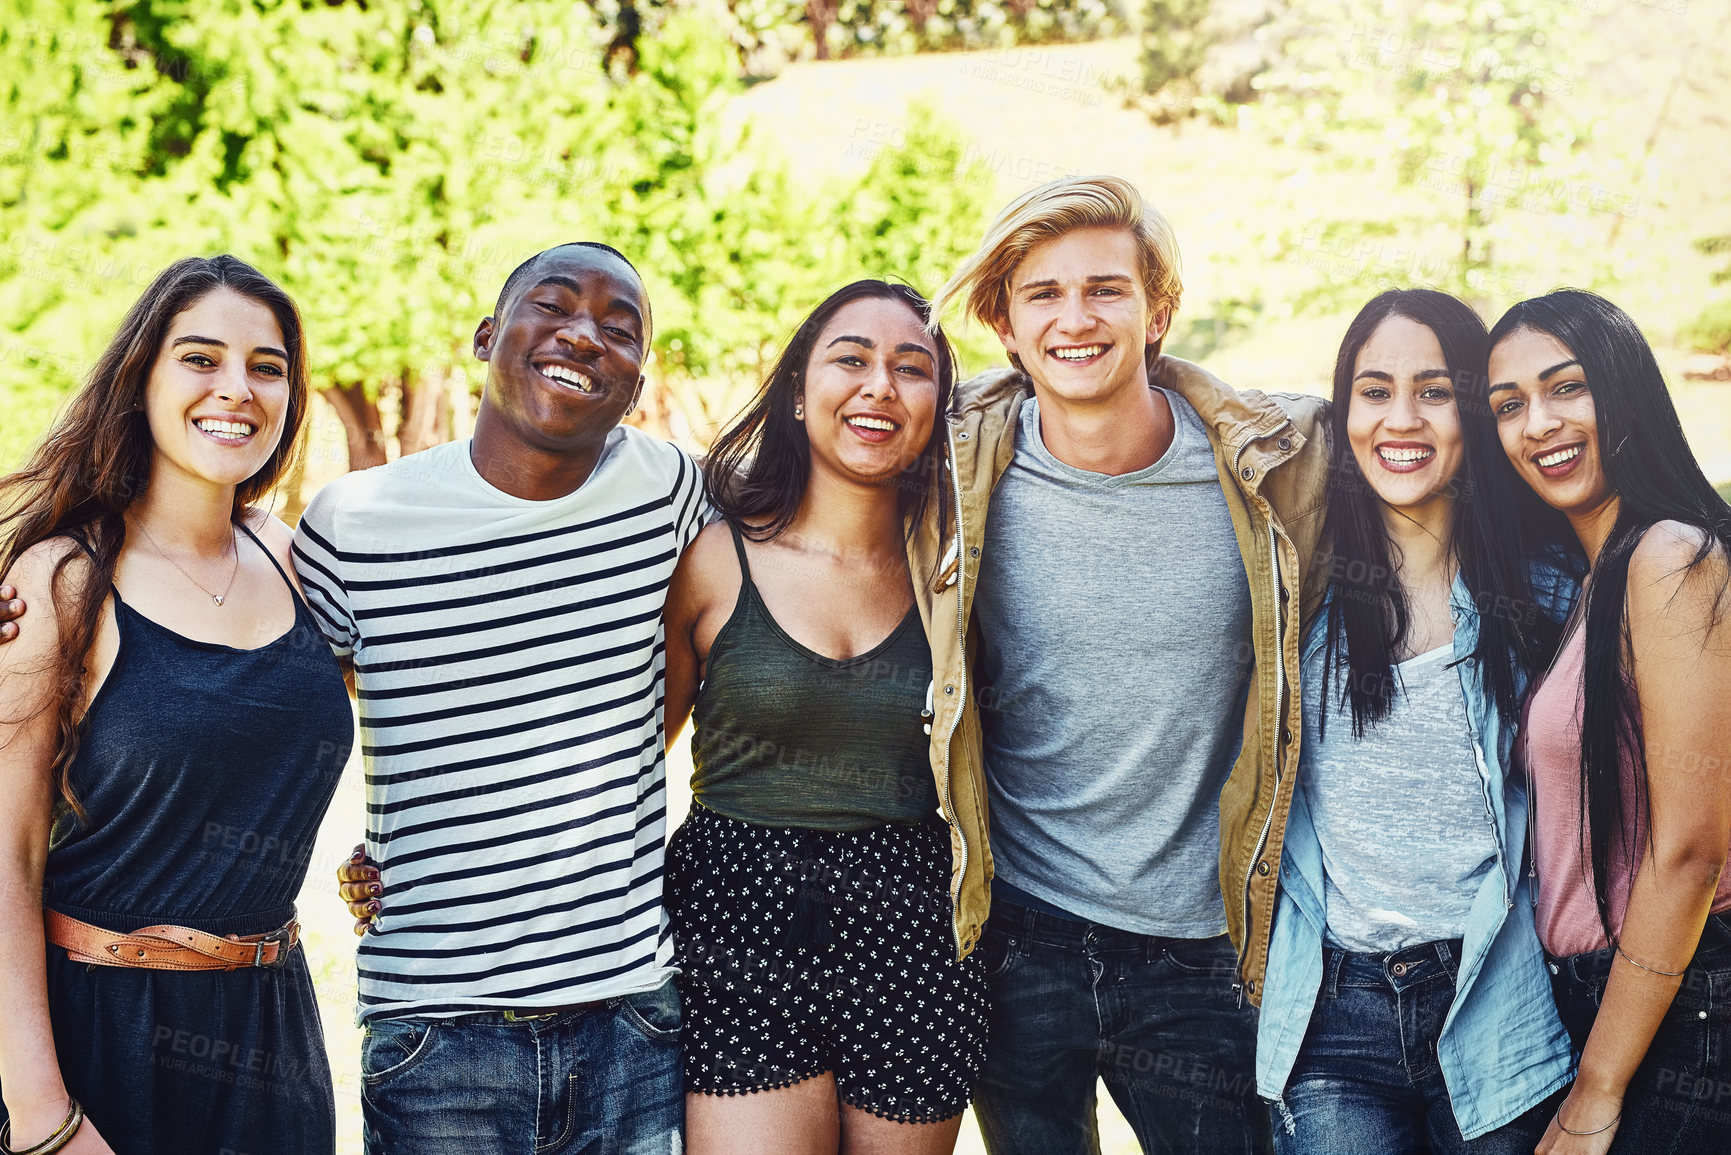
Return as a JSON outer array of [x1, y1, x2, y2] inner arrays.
[[971, 901, 1269, 1155], [1270, 940, 1555, 1155], [1548, 912, 1731, 1155], [360, 979, 683, 1155]]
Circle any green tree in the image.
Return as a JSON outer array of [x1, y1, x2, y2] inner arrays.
[[1685, 233, 1731, 355], [1138, 0, 1213, 120], [0, 1, 996, 479], [1253, 0, 1594, 306]]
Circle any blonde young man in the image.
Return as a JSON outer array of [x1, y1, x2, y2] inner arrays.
[[917, 177, 1328, 1153]]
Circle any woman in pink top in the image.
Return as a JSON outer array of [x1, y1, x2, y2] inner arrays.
[[1489, 290, 1731, 1155]]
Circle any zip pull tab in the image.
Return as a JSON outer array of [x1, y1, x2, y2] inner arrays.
[[1233, 979, 1245, 1009]]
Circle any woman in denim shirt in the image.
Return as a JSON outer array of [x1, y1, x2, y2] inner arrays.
[[1258, 290, 1579, 1153]]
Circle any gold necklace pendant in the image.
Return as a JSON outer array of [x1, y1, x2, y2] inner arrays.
[[133, 519, 240, 608]]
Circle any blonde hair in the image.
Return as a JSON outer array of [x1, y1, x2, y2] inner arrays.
[[933, 175, 1183, 358]]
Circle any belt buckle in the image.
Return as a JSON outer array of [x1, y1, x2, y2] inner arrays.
[[253, 924, 295, 969], [502, 1008, 559, 1022]]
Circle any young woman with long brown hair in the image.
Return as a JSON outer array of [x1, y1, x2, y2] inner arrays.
[[0, 256, 352, 1154]]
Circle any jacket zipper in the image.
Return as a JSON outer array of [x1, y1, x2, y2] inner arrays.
[[1237, 498, 1287, 1003], [941, 422, 971, 955]]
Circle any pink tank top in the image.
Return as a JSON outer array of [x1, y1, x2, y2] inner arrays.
[[1521, 620, 1731, 958]]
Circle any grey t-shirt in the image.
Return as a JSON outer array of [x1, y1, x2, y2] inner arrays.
[[974, 388, 1254, 937], [1301, 638, 1499, 952]]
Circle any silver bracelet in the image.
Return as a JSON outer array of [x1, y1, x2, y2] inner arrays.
[[1555, 1107, 1620, 1137], [1615, 942, 1687, 977]]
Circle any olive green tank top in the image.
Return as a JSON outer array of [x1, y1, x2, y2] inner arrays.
[[689, 522, 938, 831]]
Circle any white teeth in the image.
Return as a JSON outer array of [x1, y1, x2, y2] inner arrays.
[[195, 418, 255, 440], [1051, 345, 1105, 361], [846, 416, 897, 432], [1377, 446, 1433, 464], [1537, 445, 1582, 467], [540, 365, 595, 393]]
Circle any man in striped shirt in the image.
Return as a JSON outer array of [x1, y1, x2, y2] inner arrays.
[[293, 242, 706, 1154]]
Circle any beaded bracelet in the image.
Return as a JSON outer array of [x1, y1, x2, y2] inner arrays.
[[0, 1097, 84, 1155]]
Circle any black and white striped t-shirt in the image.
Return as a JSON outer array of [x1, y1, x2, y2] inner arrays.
[[292, 430, 709, 1022]]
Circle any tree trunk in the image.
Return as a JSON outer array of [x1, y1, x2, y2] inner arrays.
[[320, 382, 388, 472], [397, 372, 453, 458], [806, 0, 837, 60], [907, 0, 938, 29]]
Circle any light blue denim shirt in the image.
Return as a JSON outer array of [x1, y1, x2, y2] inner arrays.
[[1256, 569, 1576, 1140]]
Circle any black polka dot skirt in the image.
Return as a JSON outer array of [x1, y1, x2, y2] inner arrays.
[[666, 804, 989, 1123]]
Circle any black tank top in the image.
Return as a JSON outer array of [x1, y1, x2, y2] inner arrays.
[[689, 522, 937, 831], [44, 524, 353, 934]]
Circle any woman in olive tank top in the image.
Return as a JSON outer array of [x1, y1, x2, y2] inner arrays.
[[661, 282, 988, 1154], [0, 258, 349, 1154]]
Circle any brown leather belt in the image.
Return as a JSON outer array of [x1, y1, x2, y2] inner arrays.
[[46, 909, 300, 971]]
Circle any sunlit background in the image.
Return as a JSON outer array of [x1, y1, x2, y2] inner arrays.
[[5, 1, 1729, 1150]]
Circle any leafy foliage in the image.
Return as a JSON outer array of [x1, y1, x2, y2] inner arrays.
[[0, 1, 992, 470], [1687, 234, 1731, 353], [727, 0, 1125, 71], [1241, 0, 1597, 306]]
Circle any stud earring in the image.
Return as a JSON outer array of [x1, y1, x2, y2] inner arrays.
[[793, 403, 804, 419]]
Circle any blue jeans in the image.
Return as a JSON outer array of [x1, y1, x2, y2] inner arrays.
[[1270, 940, 1555, 1155], [971, 901, 1269, 1155], [360, 979, 682, 1155], [1548, 912, 1731, 1155]]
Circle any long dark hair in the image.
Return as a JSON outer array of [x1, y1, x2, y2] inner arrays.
[[704, 280, 956, 547], [1489, 289, 1731, 941], [1319, 289, 1567, 738], [0, 255, 310, 819]]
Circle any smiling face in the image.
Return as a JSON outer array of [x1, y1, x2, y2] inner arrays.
[[798, 296, 940, 490], [474, 245, 648, 453], [1488, 326, 1613, 521], [995, 226, 1168, 408], [1345, 315, 1466, 517], [142, 287, 292, 494]]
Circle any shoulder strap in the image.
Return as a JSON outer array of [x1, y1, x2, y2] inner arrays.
[[236, 521, 297, 596], [58, 528, 121, 601], [62, 529, 98, 564], [726, 520, 756, 587]]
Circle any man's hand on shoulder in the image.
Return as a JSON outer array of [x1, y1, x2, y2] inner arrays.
[[0, 583, 22, 642]]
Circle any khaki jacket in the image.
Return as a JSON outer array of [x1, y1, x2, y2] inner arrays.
[[906, 355, 1328, 1004]]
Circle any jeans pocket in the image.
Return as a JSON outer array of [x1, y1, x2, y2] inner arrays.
[[1161, 935, 1238, 981], [618, 979, 682, 1041], [361, 1016, 437, 1085], [979, 928, 1022, 980]]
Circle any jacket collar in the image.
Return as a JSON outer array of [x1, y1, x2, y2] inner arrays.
[[1151, 356, 1305, 491], [951, 355, 1306, 493], [1303, 571, 1481, 666]]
